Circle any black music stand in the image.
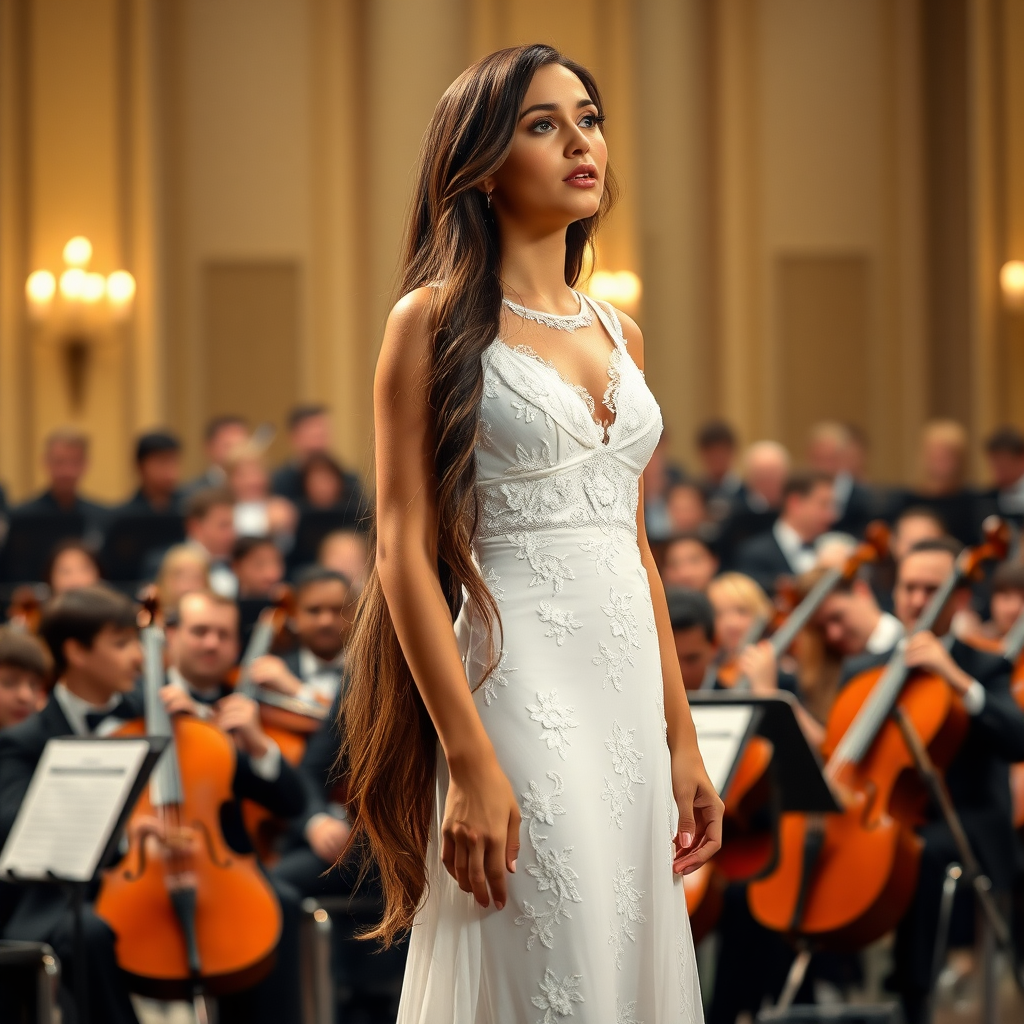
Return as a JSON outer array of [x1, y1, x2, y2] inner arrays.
[[687, 691, 838, 814], [0, 736, 167, 1024]]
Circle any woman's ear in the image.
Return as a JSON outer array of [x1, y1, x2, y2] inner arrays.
[[477, 176, 496, 197]]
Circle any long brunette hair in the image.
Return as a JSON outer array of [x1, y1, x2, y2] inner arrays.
[[342, 44, 617, 945]]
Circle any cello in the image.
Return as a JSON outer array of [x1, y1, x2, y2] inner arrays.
[[747, 519, 1010, 947], [95, 599, 281, 1009], [716, 522, 891, 883]]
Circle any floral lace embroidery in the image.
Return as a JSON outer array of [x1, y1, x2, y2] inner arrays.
[[509, 532, 575, 594], [517, 772, 582, 951], [481, 651, 516, 707], [527, 691, 579, 759], [609, 862, 647, 969], [616, 998, 642, 1024], [532, 969, 584, 1023], [578, 526, 623, 575], [602, 722, 647, 827], [602, 589, 640, 649], [483, 566, 504, 602], [538, 602, 583, 645], [593, 641, 635, 692]]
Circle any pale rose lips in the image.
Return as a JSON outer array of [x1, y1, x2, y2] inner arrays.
[[564, 164, 599, 189]]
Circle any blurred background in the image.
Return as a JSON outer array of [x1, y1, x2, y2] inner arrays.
[[1, 0, 1022, 504]]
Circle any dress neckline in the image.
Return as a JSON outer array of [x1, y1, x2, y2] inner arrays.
[[492, 294, 624, 445]]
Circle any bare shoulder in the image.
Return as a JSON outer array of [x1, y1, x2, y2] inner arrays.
[[608, 305, 645, 369], [376, 287, 435, 389]]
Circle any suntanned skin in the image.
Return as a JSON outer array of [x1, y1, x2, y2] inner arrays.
[[373, 63, 722, 913]]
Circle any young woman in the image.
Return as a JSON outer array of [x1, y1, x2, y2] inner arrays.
[[344, 44, 721, 1021]]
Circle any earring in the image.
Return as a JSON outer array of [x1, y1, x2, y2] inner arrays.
[[486, 190, 493, 209]]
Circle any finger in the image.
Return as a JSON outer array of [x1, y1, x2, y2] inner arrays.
[[484, 840, 507, 910], [675, 794, 696, 850], [441, 829, 456, 879], [454, 832, 471, 894], [467, 832, 489, 908], [506, 808, 521, 874]]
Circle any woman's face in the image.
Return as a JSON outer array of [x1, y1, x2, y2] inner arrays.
[[488, 63, 607, 231], [51, 548, 99, 595], [710, 593, 756, 656], [166, 562, 208, 606]]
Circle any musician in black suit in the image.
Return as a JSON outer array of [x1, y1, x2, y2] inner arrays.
[[0, 588, 149, 1024], [12, 427, 108, 533], [975, 425, 1024, 531], [162, 588, 307, 1024], [733, 470, 836, 595], [717, 440, 789, 569], [840, 538, 1024, 1024], [109, 431, 184, 517], [807, 421, 879, 538], [181, 415, 249, 499]]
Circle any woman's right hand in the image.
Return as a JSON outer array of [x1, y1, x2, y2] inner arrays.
[[441, 751, 521, 910]]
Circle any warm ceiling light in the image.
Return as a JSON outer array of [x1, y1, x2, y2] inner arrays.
[[106, 270, 136, 306], [25, 269, 56, 306], [59, 268, 87, 300], [62, 236, 93, 268], [588, 270, 643, 309], [81, 272, 106, 303], [1002, 260, 1024, 311]]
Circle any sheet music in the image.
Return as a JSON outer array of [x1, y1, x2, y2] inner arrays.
[[691, 704, 755, 795], [0, 737, 150, 882]]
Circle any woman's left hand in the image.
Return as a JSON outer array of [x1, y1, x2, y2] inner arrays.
[[671, 748, 724, 875]]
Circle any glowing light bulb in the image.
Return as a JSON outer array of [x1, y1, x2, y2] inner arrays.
[[59, 268, 87, 301], [62, 236, 93, 268], [106, 270, 136, 306], [1002, 261, 1024, 311], [25, 270, 56, 306], [81, 272, 106, 303]]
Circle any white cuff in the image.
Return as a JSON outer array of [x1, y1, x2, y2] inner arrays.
[[248, 739, 282, 781], [962, 679, 986, 716]]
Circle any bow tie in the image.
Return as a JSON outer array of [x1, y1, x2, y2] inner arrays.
[[85, 702, 125, 733]]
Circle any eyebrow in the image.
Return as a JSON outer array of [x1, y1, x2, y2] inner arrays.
[[518, 98, 597, 120]]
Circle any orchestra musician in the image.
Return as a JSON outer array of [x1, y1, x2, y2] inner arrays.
[[733, 471, 836, 596], [162, 588, 307, 1023], [0, 588, 149, 1023], [839, 538, 1024, 1024]]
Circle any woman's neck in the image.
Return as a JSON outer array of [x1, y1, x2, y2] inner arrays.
[[498, 224, 576, 314]]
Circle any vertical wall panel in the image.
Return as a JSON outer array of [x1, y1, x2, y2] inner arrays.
[[203, 262, 299, 466], [777, 255, 869, 456]]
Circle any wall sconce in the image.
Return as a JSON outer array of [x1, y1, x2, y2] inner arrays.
[[24, 238, 136, 413], [587, 270, 642, 312], [25, 236, 135, 321], [1001, 261, 1024, 312]]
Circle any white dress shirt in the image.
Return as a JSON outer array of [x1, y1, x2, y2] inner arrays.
[[865, 612, 904, 655], [52, 682, 126, 737], [297, 647, 344, 705], [773, 520, 818, 575]]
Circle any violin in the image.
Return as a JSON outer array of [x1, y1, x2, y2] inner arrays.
[[95, 599, 281, 1009], [6, 585, 45, 635], [716, 522, 891, 883], [747, 518, 1010, 948], [232, 589, 330, 860]]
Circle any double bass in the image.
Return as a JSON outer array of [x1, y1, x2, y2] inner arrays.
[[748, 518, 1009, 947], [96, 600, 281, 1011]]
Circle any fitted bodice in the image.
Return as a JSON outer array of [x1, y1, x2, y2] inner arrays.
[[475, 296, 663, 542]]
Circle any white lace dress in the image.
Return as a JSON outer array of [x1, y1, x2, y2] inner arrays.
[[398, 296, 704, 1024]]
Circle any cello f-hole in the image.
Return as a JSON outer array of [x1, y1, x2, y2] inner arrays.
[[190, 819, 232, 869]]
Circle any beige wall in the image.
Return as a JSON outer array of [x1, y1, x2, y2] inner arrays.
[[1, 0, 1022, 501]]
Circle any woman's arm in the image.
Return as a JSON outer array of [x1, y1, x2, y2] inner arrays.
[[618, 310, 724, 875], [374, 288, 520, 910]]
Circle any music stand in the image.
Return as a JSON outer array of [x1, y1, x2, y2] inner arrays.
[[0, 736, 168, 1024], [687, 691, 838, 814]]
